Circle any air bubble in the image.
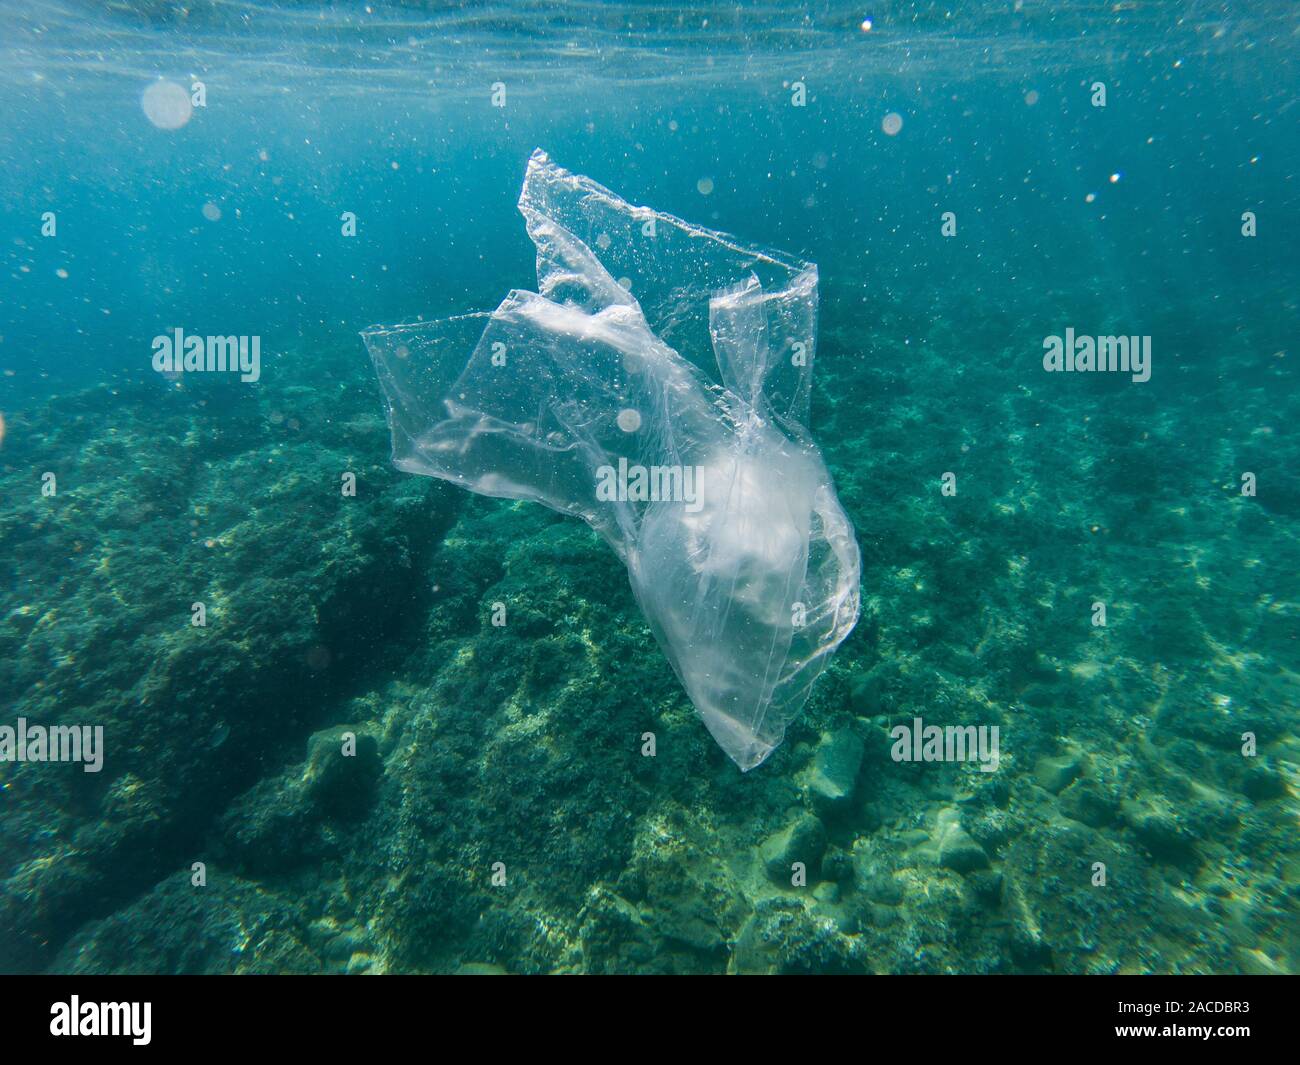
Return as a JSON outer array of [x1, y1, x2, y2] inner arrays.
[[141, 80, 192, 130]]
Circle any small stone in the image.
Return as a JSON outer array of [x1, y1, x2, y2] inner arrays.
[[1035, 754, 1082, 794], [813, 881, 840, 904], [967, 869, 1003, 906], [1240, 765, 1287, 802], [821, 847, 855, 884], [937, 814, 990, 873], [761, 814, 826, 883], [1009, 928, 1052, 969], [1059, 778, 1119, 828], [323, 929, 367, 963], [729, 915, 779, 975], [305, 725, 382, 815], [803, 729, 866, 815], [863, 874, 903, 906], [1123, 800, 1198, 864]]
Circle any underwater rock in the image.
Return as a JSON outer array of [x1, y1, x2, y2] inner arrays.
[[862, 873, 904, 907], [966, 869, 1004, 907], [1122, 799, 1200, 867], [939, 831, 991, 874], [821, 846, 856, 884], [576, 886, 655, 974], [1239, 764, 1288, 802], [304, 725, 383, 816], [761, 814, 827, 882], [215, 725, 382, 875], [1008, 926, 1053, 971], [216, 773, 324, 875], [0, 377, 442, 969], [1034, 754, 1082, 795], [731, 897, 862, 974], [729, 913, 781, 975], [1058, 778, 1120, 828], [363, 149, 860, 770], [802, 728, 866, 815], [935, 809, 990, 873], [49, 868, 322, 975], [812, 881, 840, 904]]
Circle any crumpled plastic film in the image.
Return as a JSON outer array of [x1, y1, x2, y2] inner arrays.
[[362, 150, 860, 770]]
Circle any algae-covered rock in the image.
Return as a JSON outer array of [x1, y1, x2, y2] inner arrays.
[[729, 913, 781, 975], [939, 828, 990, 873], [1239, 763, 1287, 802], [50, 868, 323, 974], [1034, 754, 1082, 795], [576, 886, 656, 974], [305, 725, 383, 815], [802, 728, 866, 815], [1058, 778, 1120, 828], [0, 375, 445, 971], [935, 808, 990, 873], [730, 898, 864, 974], [213, 725, 382, 875], [761, 815, 827, 884], [1122, 799, 1200, 867]]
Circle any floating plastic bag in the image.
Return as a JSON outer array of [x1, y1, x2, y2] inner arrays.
[[363, 150, 860, 770]]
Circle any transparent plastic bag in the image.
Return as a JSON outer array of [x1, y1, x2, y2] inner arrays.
[[363, 150, 860, 770]]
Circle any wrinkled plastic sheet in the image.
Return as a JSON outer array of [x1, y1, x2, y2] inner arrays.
[[363, 150, 860, 770]]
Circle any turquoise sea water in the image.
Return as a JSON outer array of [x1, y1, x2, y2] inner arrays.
[[0, 2, 1296, 974]]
